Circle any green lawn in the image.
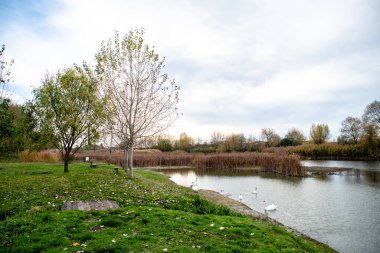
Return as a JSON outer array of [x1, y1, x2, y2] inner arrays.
[[0, 163, 335, 252]]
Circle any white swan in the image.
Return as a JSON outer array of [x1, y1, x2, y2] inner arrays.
[[265, 204, 277, 211], [252, 187, 258, 194], [190, 178, 199, 191], [191, 184, 199, 191], [238, 194, 243, 202], [220, 189, 232, 196]]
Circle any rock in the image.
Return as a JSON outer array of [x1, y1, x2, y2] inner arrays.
[[61, 200, 119, 211]]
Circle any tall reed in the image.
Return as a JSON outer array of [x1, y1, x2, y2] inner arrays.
[[77, 149, 305, 176], [19, 150, 61, 163]]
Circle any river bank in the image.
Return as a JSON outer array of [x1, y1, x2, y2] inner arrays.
[[198, 189, 337, 251], [0, 162, 336, 252]]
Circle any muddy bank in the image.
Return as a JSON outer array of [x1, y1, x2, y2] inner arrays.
[[198, 189, 337, 252]]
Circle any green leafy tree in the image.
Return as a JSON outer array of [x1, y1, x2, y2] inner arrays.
[[310, 123, 330, 144], [154, 136, 173, 152], [175, 133, 193, 151], [96, 29, 179, 178], [0, 44, 15, 155], [32, 66, 105, 172], [225, 133, 246, 151], [360, 124, 379, 155], [0, 99, 14, 154], [284, 128, 305, 146], [18, 102, 55, 151], [340, 116, 362, 144]]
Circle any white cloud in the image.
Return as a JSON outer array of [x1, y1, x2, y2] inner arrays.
[[1, 0, 379, 139]]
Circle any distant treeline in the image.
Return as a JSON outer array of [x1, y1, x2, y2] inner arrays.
[[2, 99, 379, 160], [262, 144, 379, 160]]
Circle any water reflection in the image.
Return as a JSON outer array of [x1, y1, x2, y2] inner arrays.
[[157, 167, 380, 186], [156, 167, 380, 253], [302, 160, 380, 171], [311, 168, 380, 185], [156, 168, 303, 184]]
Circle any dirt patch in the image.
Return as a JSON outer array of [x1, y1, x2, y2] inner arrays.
[[61, 200, 119, 211]]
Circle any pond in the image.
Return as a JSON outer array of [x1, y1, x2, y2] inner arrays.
[[157, 161, 380, 253]]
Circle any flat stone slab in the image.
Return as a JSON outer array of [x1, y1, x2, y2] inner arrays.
[[61, 200, 119, 211]]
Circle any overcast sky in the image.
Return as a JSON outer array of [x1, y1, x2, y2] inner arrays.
[[1, 0, 379, 141]]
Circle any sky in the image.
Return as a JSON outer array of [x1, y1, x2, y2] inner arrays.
[[1, 0, 379, 141]]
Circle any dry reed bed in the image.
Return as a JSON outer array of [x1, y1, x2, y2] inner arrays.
[[77, 150, 305, 177], [19, 150, 61, 163]]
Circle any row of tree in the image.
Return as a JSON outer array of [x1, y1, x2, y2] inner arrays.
[[1, 29, 379, 173], [147, 102, 380, 154]]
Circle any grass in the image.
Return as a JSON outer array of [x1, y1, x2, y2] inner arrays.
[[0, 162, 335, 252]]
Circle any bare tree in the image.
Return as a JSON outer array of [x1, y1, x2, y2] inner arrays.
[[261, 128, 280, 147], [210, 131, 225, 145], [362, 100, 380, 129], [340, 116, 362, 144], [0, 44, 14, 100], [98, 121, 117, 163], [96, 29, 179, 179]]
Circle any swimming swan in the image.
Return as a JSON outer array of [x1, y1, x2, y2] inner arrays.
[[265, 204, 277, 211]]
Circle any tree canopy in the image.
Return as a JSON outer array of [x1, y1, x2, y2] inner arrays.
[[362, 100, 380, 129], [340, 116, 362, 144], [32, 66, 105, 172], [284, 128, 305, 146], [0, 44, 14, 100], [96, 29, 179, 178], [310, 123, 330, 144]]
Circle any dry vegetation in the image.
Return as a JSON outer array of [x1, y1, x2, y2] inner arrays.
[[76, 149, 305, 176], [262, 143, 374, 159], [19, 150, 61, 163]]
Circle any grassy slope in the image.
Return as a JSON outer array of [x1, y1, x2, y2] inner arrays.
[[0, 163, 334, 252]]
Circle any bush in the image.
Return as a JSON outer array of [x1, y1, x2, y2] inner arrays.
[[282, 143, 375, 158]]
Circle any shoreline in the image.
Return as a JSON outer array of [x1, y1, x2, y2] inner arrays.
[[147, 168, 337, 252], [198, 189, 337, 252]]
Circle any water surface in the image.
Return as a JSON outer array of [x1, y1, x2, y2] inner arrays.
[[302, 160, 380, 171], [158, 165, 380, 253]]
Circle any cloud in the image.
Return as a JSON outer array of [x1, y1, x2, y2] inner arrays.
[[1, 0, 379, 139]]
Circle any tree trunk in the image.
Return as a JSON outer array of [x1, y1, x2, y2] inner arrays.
[[108, 148, 112, 164], [122, 148, 128, 173], [63, 156, 69, 173], [128, 144, 134, 179]]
